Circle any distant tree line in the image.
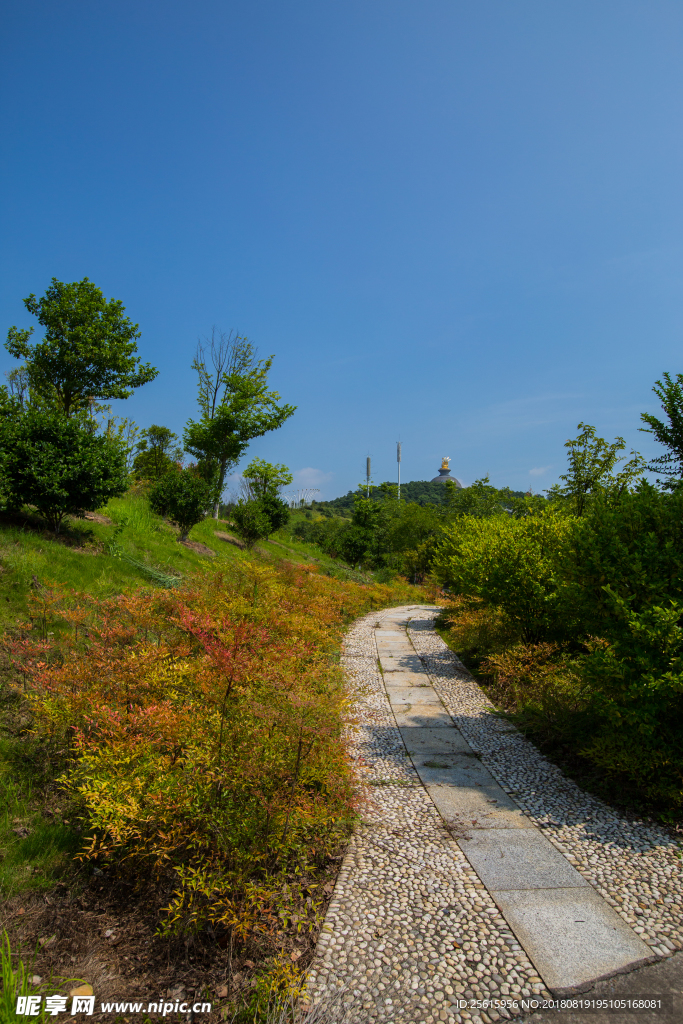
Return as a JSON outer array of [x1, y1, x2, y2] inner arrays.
[[313, 479, 528, 514]]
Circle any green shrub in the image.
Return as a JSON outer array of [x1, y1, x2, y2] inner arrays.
[[578, 593, 683, 805], [258, 492, 290, 533], [433, 506, 574, 641], [231, 499, 274, 547], [555, 482, 683, 638], [481, 642, 589, 748], [438, 598, 520, 671], [149, 469, 211, 540], [0, 409, 128, 534]]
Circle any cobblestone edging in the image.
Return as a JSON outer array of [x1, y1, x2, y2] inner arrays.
[[307, 607, 551, 1024], [407, 620, 683, 959]]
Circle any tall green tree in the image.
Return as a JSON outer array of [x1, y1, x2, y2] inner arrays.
[[640, 372, 683, 488], [5, 277, 157, 417], [548, 422, 645, 515], [185, 353, 296, 517], [241, 457, 293, 499], [192, 327, 257, 420], [133, 425, 183, 480]]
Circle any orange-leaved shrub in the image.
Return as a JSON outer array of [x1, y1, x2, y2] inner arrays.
[[4, 560, 421, 940]]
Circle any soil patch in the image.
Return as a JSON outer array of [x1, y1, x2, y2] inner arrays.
[[179, 540, 216, 557], [1, 860, 344, 1022], [214, 532, 245, 550]]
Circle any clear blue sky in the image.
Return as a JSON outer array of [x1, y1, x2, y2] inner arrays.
[[2, 1, 682, 499]]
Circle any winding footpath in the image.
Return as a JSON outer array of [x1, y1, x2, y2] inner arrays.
[[306, 605, 683, 1023]]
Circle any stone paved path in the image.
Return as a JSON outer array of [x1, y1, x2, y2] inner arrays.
[[306, 606, 683, 1023]]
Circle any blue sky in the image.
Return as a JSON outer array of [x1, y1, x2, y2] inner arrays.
[[2, 0, 682, 499]]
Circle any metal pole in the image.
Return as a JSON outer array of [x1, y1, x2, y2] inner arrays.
[[397, 442, 401, 501], [366, 456, 371, 498]]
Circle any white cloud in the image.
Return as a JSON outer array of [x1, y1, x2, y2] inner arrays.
[[529, 465, 553, 477], [292, 467, 334, 489]]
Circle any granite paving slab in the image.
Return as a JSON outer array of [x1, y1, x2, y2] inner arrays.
[[382, 670, 431, 686], [425, 782, 530, 831], [378, 654, 424, 673], [458, 827, 593, 890], [387, 687, 443, 705], [393, 704, 456, 728], [491, 887, 653, 994], [399, 726, 473, 755]]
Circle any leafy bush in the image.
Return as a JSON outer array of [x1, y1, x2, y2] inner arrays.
[[433, 506, 575, 641], [231, 499, 278, 547], [578, 593, 683, 805], [3, 562, 422, 946], [259, 492, 290, 533], [481, 643, 589, 748], [149, 469, 211, 540], [555, 482, 683, 638], [437, 597, 520, 672], [0, 409, 128, 534]]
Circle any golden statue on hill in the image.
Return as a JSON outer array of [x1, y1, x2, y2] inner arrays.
[[440, 456, 451, 470]]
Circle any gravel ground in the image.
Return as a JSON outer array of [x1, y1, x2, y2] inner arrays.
[[306, 607, 683, 1024], [407, 618, 683, 959]]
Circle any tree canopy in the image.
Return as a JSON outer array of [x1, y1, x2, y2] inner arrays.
[[548, 422, 646, 515], [640, 372, 683, 488], [133, 425, 183, 480], [184, 355, 296, 515], [241, 457, 293, 499], [149, 469, 212, 541], [5, 277, 158, 418]]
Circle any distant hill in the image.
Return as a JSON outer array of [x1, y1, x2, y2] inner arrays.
[[312, 480, 529, 514]]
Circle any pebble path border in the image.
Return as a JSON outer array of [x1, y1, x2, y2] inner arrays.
[[306, 606, 683, 1024]]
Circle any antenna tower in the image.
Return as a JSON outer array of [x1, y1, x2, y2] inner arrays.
[[366, 456, 371, 498], [396, 441, 402, 501]]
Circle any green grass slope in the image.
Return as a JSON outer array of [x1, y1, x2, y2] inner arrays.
[[0, 494, 359, 632]]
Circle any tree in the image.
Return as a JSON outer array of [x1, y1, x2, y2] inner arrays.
[[5, 277, 158, 418], [184, 346, 296, 517], [640, 372, 683, 488], [133, 425, 183, 480], [95, 406, 141, 474], [231, 458, 291, 545], [149, 469, 212, 541], [548, 423, 646, 515], [4, 366, 30, 409], [0, 409, 128, 534], [192, 327, 257, 421], [241, 457, 293, 499], [258, 492, 290, 533]]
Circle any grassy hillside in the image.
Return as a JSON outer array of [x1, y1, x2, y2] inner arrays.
[[0, 493, 374, 632]]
